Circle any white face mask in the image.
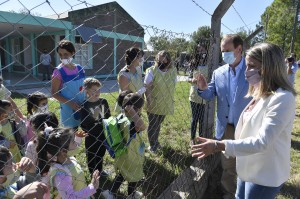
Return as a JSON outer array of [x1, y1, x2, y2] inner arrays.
[[0, 169, 20, 188], [222, 51, 236, 65], [60, 57, 73, 65], [7, 112, 15, 120], [139, 57, 144, 67], [38, 104, 49, 113]]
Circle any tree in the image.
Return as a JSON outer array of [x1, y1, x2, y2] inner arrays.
[[147, 34, 190, 60], [147, 35, 170, 53], [261, 0, 296, 56], [188, 26, 211, 53], [9, 8, 42, 17]]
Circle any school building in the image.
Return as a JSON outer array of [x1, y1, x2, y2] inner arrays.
[[0, 1, 144, 88]]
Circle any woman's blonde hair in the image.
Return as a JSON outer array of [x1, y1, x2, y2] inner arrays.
[[154, 50, 172, 69], [246, 43, 296, 99]]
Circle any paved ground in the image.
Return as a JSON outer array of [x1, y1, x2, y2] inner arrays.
[[14, 76, 189, 96]]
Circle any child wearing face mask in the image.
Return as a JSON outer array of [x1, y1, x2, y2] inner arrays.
[[37, 127, 100, 199], [0, 146, 40, 198], [27, 92, 49, 116], [0, 77, 24, 120], [80, 78, 111, 177], [102, 91, 145, 199], [115, 47, 145, 112], [0, 100, 27, 162], [25, 112, 85, 169], [25, 112, 58, 167], [26, 92, 49, 143], [51, 40, 85, 129]]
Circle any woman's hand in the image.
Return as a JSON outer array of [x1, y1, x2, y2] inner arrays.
[[191, 137, 217, 160], [91, 170, 100, 190]]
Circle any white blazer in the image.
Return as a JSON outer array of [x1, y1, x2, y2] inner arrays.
[[225, 88, 295, 187]]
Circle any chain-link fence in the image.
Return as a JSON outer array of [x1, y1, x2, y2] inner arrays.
[[0, 0, 233, 198]]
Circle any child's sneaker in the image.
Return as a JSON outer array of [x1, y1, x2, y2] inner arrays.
[[100, 169, 111, 177], [127, 191, 144, 199], [147, 145, 157, 153], [102, 190, 115, 199], [147, 143, 162, 154]]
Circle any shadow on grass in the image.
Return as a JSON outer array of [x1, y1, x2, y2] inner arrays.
[[11, 91, 28, 99], [141, 147, 194, 199], [278, 182, 300, 199], [291, 139, 300, 151], [141, 157, 178, 199], [160, 145, 194, 169]]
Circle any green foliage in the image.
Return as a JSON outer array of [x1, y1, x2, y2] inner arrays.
[[147, 25, 211, 60], [147, 35, 190, 59], [261, 0, 297, 56], [188, 26, 211, 54], [275, 71, 300, 199], [8, 8, 42, 16]]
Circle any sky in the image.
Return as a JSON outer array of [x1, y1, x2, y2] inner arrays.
[[0, 0, 274, 42]]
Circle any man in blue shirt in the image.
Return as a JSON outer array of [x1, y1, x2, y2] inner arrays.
[[196, 34, 252, 199]]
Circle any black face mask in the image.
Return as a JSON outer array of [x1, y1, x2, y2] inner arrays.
[[158, 62, 167, 70]]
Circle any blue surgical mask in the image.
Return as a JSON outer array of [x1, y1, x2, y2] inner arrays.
[[222, 52, 236, 65], [245, 69, 261, 87]]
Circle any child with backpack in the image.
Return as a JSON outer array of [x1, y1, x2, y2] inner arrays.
[[37, 127, 100, 199], [80, 78, 111, 177], [102, 91, 146, 199], [0, 100, 27, 162]]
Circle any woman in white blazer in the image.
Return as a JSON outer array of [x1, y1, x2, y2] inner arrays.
[[192, 43, 296, 199]]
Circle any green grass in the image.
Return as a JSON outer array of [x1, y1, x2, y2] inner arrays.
[[275, 73, 300, 199], [12, 76, 300, 198]]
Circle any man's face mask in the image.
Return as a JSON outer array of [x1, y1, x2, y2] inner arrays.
[[222, 51, 236, 65]]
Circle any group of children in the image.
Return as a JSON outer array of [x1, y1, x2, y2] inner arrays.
[[0, 39, 146, 199]]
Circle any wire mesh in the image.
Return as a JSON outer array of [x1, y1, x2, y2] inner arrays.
[[0, 0, 224, 198]]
